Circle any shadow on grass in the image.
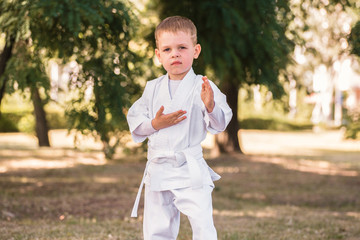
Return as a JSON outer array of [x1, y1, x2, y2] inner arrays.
[[0, 147, 360, 239]]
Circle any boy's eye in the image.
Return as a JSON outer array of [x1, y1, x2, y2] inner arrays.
[[163, 48, 170, 52], [179, 46, 186, 49]]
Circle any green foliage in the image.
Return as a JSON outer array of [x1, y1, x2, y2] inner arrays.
[[17, 113, 35, 133], [52, 0, 142, 159], [238, 86, 314, 131], [0, 115, 18, 132], [0, 0, 50, 101], [343, 107, 360, 139], [4, 42, 50, 97], [0, 0, 142, 158], [240, 117, 313, 131], [46, 111, 67, 129], [0, 111, 67, 132], [29, 0, 136, 60], [349, 21, 360, 58], [0, 0, 30, 41], [152, 0, 294, 97], [288, 0, 359, 91], [347, 9, 360, 139]]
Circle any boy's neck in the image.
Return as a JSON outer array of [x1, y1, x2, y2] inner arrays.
[[168, 68, 191, 81]]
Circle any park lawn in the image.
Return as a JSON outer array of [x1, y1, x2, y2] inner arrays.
[[1, 132, 360, 239]]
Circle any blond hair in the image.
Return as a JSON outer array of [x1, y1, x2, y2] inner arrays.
[[155, 16, 197, 47]]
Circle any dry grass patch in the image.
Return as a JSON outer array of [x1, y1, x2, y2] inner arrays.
[[1, 130, 360, 239]]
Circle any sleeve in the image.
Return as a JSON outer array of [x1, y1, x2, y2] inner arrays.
[[204, 81, 233, 134], [127, 82, 157, 143], [133, 120, 157, 136]]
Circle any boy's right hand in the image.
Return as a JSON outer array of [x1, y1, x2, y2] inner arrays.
[[151, 106, 187, 130]]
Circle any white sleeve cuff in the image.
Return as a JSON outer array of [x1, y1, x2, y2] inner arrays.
[[207, 103, 226, 131], [133, 120, 157, 136]]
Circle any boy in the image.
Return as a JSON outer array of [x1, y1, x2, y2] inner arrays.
[[127, 16, 232, 240]]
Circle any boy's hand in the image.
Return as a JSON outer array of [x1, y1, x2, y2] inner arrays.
[[201, 76, 215, 113], [151, 106, 187, 130]]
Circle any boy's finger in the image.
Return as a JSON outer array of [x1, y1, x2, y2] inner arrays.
[[168, 110, 186, 118], [177, 110, 186, 118], [156, 106, 164, 117], [175, 116, 187, 124], [202, 76, 210, 85], [202, 83, 206, 91], [202, 77, 211, 88]]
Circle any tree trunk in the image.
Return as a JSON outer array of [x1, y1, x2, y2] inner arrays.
[[214, 77, 243, 154], [31, 86, 50, 146], [0, 36, 15, 114]]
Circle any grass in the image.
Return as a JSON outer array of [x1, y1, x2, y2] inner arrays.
[[240, 117, 313, 131], [1, 130, 360, 239]]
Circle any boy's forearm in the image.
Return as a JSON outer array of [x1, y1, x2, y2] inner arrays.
[[133, 120, 157, 136], [205, 100, 215, 113], [208, 103, 226, 131]]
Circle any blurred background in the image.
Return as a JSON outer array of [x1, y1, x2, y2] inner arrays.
[[1, 1, 360, 239], [0, 0, 359, 158]]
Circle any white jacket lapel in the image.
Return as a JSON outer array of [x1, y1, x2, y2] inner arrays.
[[167, 68, 197, 113]]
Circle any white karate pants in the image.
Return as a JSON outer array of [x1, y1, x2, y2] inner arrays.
[[143, 185, 217, 240]]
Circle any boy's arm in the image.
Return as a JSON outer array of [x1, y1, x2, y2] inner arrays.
[[151, 106, 187, 130], [128, 80, 187, 142], [127, 82, 155, 143], [133, 106, 187, 135], [201, 76, 215, 113], [208, 104, 226, 130], [133, 120, 157, 136], [201, 76, 233, 133]]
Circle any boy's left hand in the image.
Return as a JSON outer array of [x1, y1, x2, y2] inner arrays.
[[201, 76, 215, 113]]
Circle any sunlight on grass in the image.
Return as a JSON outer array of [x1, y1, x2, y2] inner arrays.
[[214, 207, 276, 218], [213, 166, 242, 174], [0, 151, 106, 174], [249, 155, 359, 177], [1, 130, 359, 239]]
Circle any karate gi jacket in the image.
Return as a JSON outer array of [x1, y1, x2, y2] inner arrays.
[[127, 68, 232, 217]]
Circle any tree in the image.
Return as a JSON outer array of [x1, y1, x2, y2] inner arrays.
[[0, 0, 140, 158], [288, 0, 358, 83], [0, 36, 14, 114], [0, 1, 52, 146], [149, 0, 295, 153], [349, 21, 360, 57], [346, 18, 360, 139]]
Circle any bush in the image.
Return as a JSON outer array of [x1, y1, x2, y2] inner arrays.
[[0, 111, 67, 133], [0, 115, 19, 132], [240, 117, 313, 131], [46, 111, 68, 129], [343, 107, 360, 139], [17, 114, 35, 133]]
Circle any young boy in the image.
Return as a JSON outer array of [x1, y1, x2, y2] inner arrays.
[[127, 16, 232, 240]]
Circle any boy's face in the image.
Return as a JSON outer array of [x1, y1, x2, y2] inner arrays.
[[155, 30, 201, 80]]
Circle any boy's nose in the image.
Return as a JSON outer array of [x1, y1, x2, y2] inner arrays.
[[172, 50, 180, 58]]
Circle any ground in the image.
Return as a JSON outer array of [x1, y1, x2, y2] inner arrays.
[[0, 129, 359, 240]]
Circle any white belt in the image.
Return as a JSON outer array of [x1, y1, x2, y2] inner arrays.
[[131, 145, 203, 217]]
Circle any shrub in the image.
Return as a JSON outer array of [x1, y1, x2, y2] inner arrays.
[[344, 107, 360, 139], [240, 117, 313, 131], [0, 115, 19, 132], [0, 111, 67, 133]]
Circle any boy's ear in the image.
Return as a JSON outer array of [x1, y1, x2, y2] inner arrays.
[[155, 48, 161, 62], [194, 44, 201, 59]]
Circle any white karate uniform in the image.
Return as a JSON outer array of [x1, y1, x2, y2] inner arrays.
[[127, 68, 232, 240]]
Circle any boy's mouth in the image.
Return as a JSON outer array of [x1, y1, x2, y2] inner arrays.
[[171, 61, 182, 65]]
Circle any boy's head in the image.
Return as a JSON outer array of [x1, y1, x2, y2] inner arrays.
[[155, 16, 197, 47], [154, 16, 201, 80]]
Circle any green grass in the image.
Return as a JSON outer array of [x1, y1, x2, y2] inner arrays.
[[240, 117, 313, 131], [1, 133, 360, 239]]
